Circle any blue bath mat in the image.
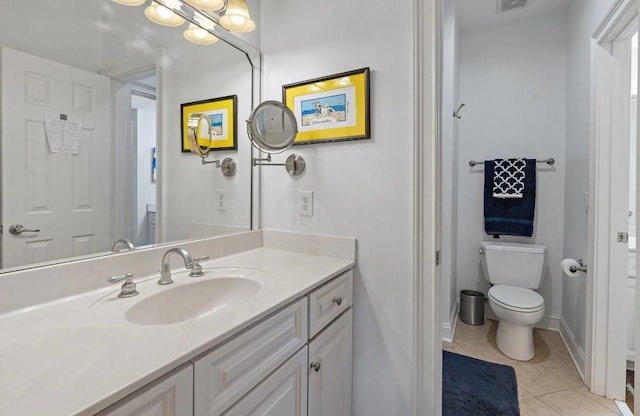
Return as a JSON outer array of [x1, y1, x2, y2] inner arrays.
[[443, 351, 520, 416]]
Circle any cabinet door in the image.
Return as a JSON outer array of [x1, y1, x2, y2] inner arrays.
[[222, 348, 308, 416], [308, 309, 352, 416], [194, 299, 307, 416], [97, 364, 193, 416]]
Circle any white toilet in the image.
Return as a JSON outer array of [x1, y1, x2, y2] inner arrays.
[[480, 241, 546, 361]]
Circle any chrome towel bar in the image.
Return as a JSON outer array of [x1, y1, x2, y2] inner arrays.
[[468, 158, 555, 167]]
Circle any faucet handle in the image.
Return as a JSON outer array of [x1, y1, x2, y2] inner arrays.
[[188, 256, 209, 278], [108, 273, 139, 298]]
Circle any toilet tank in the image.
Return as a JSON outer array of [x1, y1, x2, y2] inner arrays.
[[480, 241, 546, 289]]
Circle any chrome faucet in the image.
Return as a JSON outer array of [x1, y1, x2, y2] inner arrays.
[[158, 248, 195, 285], [112, 238, 135, 253]]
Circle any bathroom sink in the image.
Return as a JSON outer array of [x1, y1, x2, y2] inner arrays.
[[125, 273, 264, 326]]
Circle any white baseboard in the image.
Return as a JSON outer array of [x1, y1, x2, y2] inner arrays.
[[559, 316, 586, 380], [441, 300, 459, 342], [537, 314, 561, 331]]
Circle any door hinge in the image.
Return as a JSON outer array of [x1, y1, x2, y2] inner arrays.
[[618, 232, 629, 243], [435, 250, 440, 266]]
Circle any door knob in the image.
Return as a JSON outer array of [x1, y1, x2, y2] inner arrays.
[[310, 362, 321, 372], [9, 224, 40, 235]]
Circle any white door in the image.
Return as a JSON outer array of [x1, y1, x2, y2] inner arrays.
[[1, 47, 113, 268], [308, 310, 352, 416]]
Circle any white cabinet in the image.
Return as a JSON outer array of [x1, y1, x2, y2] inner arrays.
[[308, 309, 353, 416], [194, 299, 307, 416], [97, 269, 353, 416], [97, 364, 193, 416], [222, 348, 309, 416]]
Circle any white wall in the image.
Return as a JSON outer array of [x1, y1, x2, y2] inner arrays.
[[456, 12, 568, 324], [260, 0, 414, 414], [159, 40, 253, 242], [441, 0, 461, 340], [132, 94, 157, 246], [562, 0, 617, 364]]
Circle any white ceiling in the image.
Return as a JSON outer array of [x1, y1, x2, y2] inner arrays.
[[454, 0, 572, 31]]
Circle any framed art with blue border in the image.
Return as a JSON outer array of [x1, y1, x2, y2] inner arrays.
[[282, 67, 370, 145], [181, 95, 237, 152]]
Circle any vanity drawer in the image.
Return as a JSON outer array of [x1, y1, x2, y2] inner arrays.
[[193, 298, 308, 416], [308, 269, 353, 338]]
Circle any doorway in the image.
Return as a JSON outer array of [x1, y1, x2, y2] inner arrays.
[[129, 78, 157, 247]]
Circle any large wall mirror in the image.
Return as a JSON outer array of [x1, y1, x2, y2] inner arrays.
[[0, 0, 259, 272]]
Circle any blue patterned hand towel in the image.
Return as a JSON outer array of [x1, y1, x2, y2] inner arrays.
[[484, 159, 536, 237], [493, 158, 526, 199]]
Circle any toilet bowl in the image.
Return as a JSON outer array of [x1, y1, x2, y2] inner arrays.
[[480, 241, 546, 361], [488, 285, 545, 361]]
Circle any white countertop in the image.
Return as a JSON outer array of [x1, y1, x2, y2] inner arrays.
[[0, 247, 353, 416]]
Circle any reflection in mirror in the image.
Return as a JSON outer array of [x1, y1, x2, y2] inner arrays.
[[0, 1, 256, 272]]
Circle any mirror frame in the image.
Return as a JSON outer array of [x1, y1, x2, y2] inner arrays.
[[246, 100, 299, 154], [0, 1, 261, 274]]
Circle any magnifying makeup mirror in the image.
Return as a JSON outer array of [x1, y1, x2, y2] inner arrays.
[[187, 112, 237, 176], [187, 113, 213, 158], [247, 100, 306, 176]]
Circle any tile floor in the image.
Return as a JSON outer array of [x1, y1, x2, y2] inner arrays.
[[443, 319, 624, 416]]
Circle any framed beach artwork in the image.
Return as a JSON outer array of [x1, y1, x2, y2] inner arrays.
[[282, 67, 370, 144], [180, 95, 237, 152]]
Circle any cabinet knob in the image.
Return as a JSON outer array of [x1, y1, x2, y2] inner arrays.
[[310, 361, 321, 372], [333, 297, 343, 306]]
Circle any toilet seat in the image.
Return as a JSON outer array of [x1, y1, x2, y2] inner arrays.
[[488, 285, 544, 313]]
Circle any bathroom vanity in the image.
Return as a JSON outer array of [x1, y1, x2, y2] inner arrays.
[[0, 230, 355, 416]]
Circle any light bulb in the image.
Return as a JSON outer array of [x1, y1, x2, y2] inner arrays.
[[183, 23, 218, 45], [220, 0, 255, 32], [157, 5, 174, 19], [112, 0, 146, 6], [230, 15, 246, 25], [184, 0, 225, 11], [193, 27, 207, 39], [145, 1, 186, 27]]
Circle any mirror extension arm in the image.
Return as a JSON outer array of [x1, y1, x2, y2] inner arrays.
[[253, 153, 306, 177]]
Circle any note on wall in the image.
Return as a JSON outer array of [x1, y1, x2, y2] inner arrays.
[[44, 111, 82, 154]]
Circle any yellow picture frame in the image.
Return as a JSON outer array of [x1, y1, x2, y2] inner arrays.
[[282, 67, 370, 144], [181, 95, 237, 152]]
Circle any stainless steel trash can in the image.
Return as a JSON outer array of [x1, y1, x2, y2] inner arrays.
[[460, 290, 485, 326]]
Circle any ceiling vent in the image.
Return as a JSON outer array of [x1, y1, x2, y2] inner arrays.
[[497, 0, 528, 14]]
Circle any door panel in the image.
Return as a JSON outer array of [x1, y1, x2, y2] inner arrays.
[[1, 47, 113, 268]]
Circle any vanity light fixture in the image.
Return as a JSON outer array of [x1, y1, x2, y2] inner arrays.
[[144, 1, 186, 27], [183, 23, 219, 45], [219, 0, 255, 32], [112, 0, 146, 6], [184, 0, 225, 11]]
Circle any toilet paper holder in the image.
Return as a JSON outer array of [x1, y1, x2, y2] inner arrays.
[[570, 259, 588, 273]]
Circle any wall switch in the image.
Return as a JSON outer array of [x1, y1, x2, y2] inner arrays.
[[299, 191, 313, 217], [216, 189, 227, 212]]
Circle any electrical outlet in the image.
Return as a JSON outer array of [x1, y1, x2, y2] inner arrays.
[[216, 189, 227, 212], [299, 191, 313, 217]]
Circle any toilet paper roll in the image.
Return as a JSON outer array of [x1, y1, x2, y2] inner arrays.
[[561, 258, 581, 277]]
